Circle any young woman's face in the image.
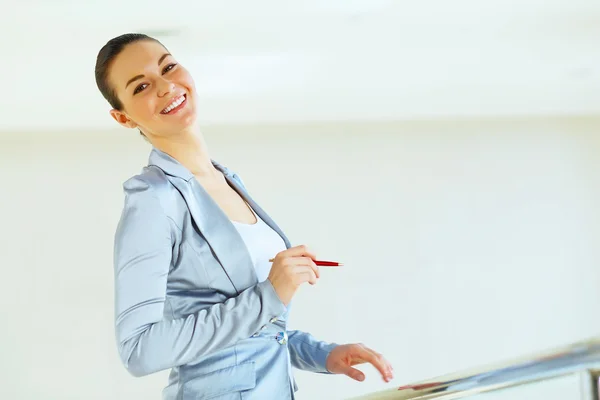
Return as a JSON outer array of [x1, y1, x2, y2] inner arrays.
[[108, 40, 198, 137]]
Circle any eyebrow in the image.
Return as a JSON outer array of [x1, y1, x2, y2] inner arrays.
[[125, 53, 172, 89]]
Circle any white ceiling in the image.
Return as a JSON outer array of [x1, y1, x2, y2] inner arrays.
[[1, 0, 599, 131]]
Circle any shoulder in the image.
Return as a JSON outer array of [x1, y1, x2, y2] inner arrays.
[[123, 165, 169, 193], [121, 166, 179, 213], [115, 169, 178, 253]]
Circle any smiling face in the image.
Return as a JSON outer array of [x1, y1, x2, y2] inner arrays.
[[107, 40, 198, 138]]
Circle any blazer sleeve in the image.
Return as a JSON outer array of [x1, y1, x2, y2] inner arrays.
[[114, 177, 287, 377], [287, 330, 338, 374]]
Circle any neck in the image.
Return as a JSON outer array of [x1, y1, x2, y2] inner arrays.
[[151, 126, 218, 178]]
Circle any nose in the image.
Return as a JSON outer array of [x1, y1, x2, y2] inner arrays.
[[157, 78, 175, 98]]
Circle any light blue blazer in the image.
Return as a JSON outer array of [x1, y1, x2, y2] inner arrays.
[[114, 148, 338, 400]]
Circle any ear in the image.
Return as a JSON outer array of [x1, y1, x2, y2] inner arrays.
[[109, 109, 138, 129]]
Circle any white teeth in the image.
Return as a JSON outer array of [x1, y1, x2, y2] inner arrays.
[[162, 95, 185, 113]]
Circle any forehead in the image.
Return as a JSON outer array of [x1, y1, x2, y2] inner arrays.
[[109, 40, 169, 90]]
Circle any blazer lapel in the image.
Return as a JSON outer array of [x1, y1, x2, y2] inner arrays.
[[148, 149, 257, 294], [212, 162, 292, 249]]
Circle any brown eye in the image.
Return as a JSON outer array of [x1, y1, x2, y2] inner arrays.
[[134, 83, 148, 95], [163, 63, 177, 74]]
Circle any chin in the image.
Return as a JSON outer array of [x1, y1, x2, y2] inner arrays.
[[168, 116, 198, 136], [160, 112, 198, 133], [180, 111, 198, 130]]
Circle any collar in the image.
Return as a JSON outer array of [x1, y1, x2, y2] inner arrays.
[[148, 147, 231, 181]]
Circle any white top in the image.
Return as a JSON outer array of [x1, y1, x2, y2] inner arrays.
[[232, 208, 287, 282]]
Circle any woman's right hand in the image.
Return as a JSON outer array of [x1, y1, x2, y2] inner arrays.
[[267, 245, 320, 306]]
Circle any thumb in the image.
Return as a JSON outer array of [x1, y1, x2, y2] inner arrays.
[[339, 365, 365, 382]]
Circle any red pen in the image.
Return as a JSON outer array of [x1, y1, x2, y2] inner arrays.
[[268, 259, 343, 267], [313, 260, 343, 267]]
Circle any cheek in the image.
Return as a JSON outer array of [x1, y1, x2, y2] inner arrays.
[[119, 98, 159, 131], [177, 68, 196, 90], [131, 95, 159, 120]]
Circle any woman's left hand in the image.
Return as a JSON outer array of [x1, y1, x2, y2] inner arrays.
[[326, 343, 394, 382]]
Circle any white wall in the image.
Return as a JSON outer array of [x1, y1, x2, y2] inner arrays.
[[1, 117, 599, 399]]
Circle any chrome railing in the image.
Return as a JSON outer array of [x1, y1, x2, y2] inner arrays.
[[352, 337, 600, 399]]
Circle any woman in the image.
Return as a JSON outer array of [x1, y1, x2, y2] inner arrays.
[[95, 33, 393, 399]]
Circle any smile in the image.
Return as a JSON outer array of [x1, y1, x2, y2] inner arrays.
[[161, 94, 187, 114]]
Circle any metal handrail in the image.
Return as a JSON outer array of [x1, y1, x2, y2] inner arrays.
[[351, 337, 600, 399]]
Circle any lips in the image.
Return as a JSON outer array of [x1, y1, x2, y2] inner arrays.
[[160, 94, 187, 114]]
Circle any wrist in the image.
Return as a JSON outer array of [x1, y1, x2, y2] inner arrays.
[[266, 278, 291, 307]]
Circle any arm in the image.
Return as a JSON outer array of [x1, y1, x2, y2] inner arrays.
[[287, 330, 338, 374], [114, 177, 286, 377]]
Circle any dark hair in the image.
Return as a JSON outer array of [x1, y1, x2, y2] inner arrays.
[[95, 33, 166, 138]]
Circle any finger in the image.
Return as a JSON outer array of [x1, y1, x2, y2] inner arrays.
[[338, 365, 365, 382], [282, 245, 317, 260], [293, 266, 318, 285], [302, 267, 318, 285], [355, 346, 393, 382], [288, 257, 320, 279], [310, 259, 320, 279]]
